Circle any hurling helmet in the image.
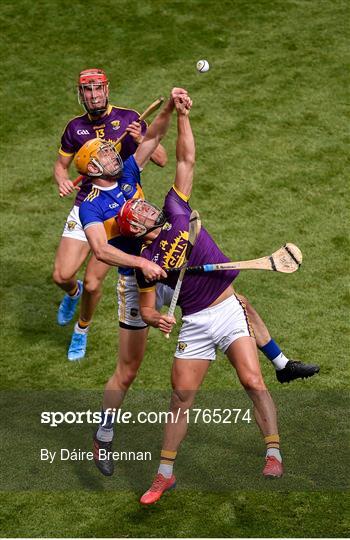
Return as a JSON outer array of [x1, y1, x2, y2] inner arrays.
[[74, 138, 123, 178], [77, 68, 109, 115], [117, 199, 166, 237]]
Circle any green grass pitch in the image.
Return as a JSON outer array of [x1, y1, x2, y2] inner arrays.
[[1, 0, 349, 537]]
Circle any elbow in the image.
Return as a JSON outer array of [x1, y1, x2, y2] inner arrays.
[[187, 156, 195, 169], [94, 247, 105, 263], [157, 155, 168, 168], [150, 146, 168, 168], [178, 156, 195, 169]]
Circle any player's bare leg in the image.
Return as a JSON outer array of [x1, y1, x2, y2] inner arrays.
[[53, 237, 90, 326], [67, 255, 110, 361], [103, 327, 149, 409], [53, 237, 90, 292], [236, 293, 320, 383], [80, 255, 110, 321], [140, 358, 210, 504], [226, 336, 283, 477], [163, 358, 210, 451], [226, 337, 277, 434], [93, 327, 149, 476]]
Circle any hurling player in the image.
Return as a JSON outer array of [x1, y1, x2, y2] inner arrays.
[[117, 94, 315, 503], [52, 68, 167, 361]]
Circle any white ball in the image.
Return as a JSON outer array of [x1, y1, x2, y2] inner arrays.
[[196, 59, 210, 73]]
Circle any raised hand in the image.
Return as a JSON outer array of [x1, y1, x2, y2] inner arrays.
[[170, 87, 188, 101], [126, 121, 143, 144], [174, 94, 192, 115]]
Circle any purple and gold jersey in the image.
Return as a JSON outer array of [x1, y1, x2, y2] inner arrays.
[[59, 104, 147, 206], [79, 155, 144, 275], [136, 187, 240, 316]]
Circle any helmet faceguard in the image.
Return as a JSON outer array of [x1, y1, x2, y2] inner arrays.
[[77, 68, 109, 116], [74, 138, 123, 178], [118, 199, 166, 237]]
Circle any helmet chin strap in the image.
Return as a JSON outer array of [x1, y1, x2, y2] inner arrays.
[[84, 101, 108, 116], [98, 170, 123, 181]]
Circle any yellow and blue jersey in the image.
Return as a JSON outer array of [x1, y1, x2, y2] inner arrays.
[[79, 155, 144, 275]]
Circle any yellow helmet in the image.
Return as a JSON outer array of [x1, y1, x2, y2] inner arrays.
[[74, 138, 123, 178]]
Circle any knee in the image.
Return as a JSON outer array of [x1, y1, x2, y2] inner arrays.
[[53, 266, 71, 285], [118, 371, 137, 390], [241, 372, 266, 392], [83, 275, 102, 295], [170, 389, 195, 411], [52, 267, 61, 285], [113, 361, 140, 391]]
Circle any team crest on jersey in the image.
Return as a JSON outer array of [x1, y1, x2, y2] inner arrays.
[[163, 230, 188, 269], [162, 222, 172, 231], [121, 183, 133, 194], [67, 221, 77, 230], [111, 120, 121, 131], [177, 342, 187, 352]]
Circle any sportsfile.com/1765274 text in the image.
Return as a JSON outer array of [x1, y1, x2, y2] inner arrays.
[[40, 408, 252, 427]]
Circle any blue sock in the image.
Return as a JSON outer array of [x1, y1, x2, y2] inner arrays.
[[259, 339, 288, 370], [259, 339, 281, 361]]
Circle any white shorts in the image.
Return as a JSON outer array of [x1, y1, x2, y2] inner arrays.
[[117, 274, 173, 329], [62, 205, 87, 242], [175, 294, 254, 361]]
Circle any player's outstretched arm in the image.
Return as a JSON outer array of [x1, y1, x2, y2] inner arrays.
[[139, 291, 176, 334], [149, 143, 168, 167], [173, 96, 195, 199], [85, 224, 166, 281], [127, 121, 168, 167], [134, 87, 189, 169]]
